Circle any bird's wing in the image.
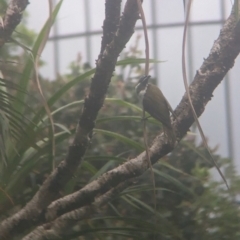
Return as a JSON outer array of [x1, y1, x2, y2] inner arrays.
[[163, 95, 177, 120], [143, 84, 172, 129]]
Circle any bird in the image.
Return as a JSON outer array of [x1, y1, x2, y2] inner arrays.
[[135, 75, 175, 141]]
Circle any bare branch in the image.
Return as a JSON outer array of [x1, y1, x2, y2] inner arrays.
[[174, 5, 240, 138], [0, 0, 29, 48], [100, 0, 122, 55], [23, 180, 132, 240]]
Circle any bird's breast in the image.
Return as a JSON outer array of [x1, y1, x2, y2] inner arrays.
[[138, 88, 146, 105]]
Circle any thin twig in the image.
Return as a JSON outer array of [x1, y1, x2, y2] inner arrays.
[[137, 0, 149, 75], [182, 0, 229, 189], [34, 0, 55, 169], [142, 110, 157, 214], [137, 0, 157, 238]]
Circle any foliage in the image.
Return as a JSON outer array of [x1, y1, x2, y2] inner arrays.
[[0, 1, 240, 239]]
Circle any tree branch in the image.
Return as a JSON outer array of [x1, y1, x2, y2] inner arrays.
[[23, 180, 132, 240], [100, 0, 122, 55], [40, 2, 240, 224], [0, 0, 29, 48]]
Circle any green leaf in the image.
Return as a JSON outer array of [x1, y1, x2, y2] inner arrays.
[[182, 140, 210, 164], [94, 128, 144, 152], [39, 99, 143, 126], [54, 123, 71, 134], [3, 130, 71, 197], [120, 196, 142, 210], [120, 184, 174, 195], [32, 70, 94, 126], [116, 58, 163, 66], [70, 227, 153, 238], [81, 161, 98, 175], [126, 194, 159, 215], [13, 0, 63, 114], [88, 157, 125, 182], [153, 168, 195, 196], [85, 156, 126, 162], [33, 57, 161, 126], [39, 100, 84, 126], [104, 98, 142, 112], [159, 161, 198, 180]]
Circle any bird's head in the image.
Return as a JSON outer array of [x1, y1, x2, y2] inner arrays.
[[135, 75, 151, 94]]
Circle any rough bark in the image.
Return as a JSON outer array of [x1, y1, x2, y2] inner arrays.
[[100, 0, 122, 55], [0, 0, 29, 48], [23, 180, 132, 240]]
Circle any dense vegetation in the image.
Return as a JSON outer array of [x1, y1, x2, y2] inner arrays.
[[0, 0, 240, 239]]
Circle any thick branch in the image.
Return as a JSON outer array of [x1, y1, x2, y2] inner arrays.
[[78, 0, 139, 136], [0, 0, 140, 239], [23, 181, 132, 240], [100, 0, 121, 55], [174, 9, 240, 137], [0, 0, 29, 48]]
